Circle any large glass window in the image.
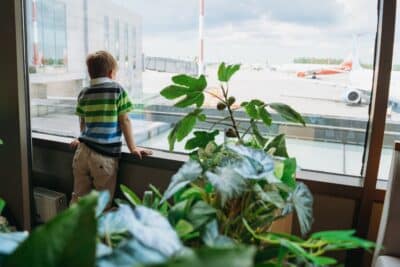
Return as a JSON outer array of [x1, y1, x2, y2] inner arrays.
[[26, 0, 380, 178], [114, 19, 120, 61], [131, 26, 137, 70], [378, 6, 400, 182], [28, 0, 67, 69], [104, 16, 110, 51]]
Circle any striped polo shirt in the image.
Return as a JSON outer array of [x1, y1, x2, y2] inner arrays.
[[76, 77, 134, 157]]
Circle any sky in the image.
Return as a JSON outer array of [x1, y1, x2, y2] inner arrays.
[[127, 0, 399, 65]]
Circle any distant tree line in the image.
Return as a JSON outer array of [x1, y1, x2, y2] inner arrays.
[[293, 57, 343, 65], [293, 57, 400, 71], [361, 63, 400, 70]]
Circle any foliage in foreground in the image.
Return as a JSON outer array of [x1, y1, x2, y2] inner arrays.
[[0, 192, 374, 267]]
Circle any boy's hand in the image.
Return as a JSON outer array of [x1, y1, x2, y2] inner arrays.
[[70, 139, 80, 149], [131, 147, 153, 159]]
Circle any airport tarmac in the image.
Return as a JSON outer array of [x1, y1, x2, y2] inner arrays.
[[142, 66, 400, 122]]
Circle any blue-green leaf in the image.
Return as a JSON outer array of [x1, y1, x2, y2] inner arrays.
[[186, 201, 216, 230], [288, 183, 314, 236], [0, 232, 28, 261], [202, 220, 235, 248], [162, 160, 202, 202], [227, 145, 278, 182], [206, 166, 246, 205], [96, 191, 110, 217]]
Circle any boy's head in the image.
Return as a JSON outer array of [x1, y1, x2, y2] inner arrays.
[[86, 51, 118, 79]]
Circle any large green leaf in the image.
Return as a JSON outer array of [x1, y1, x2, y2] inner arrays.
[[311, 230, 375, 251], [151, 246, 256, 267], [185, 130, 219, 150], [241, 100, 271, 127], [161, 75, 207, 108], [120, 184, 142, 207], [0, 198, 5, 215], [269, 103, 306, 126], [250, 121, 268, 148], [168, 109, 204, 151], [281, 158, 297, 189], [175, 219, 195, 238], [4, 192, 98, 267], [264, 134, 289, 158], [218, 63, 241, 82], [279, 239, 337, 266]]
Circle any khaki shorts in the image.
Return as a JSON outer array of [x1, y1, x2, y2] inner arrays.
[[70, 143, 119, 206]]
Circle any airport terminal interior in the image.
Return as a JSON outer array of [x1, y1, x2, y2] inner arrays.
[[2, 0, 400, 266]]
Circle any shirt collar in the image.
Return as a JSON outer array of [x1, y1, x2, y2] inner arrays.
[[90, 77, 113, 86]]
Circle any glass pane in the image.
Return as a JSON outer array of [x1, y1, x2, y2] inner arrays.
[[26, 0, 379, 177], [377, 7, 400, 183]]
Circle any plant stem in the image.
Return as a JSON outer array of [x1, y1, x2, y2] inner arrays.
[[220, 83, 241, 141], [205, 90, 225, 103], [241, 124, 253, 140], [206, 116, 231, 130]]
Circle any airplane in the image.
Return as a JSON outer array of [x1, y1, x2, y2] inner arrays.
[[271, 53, 400, 112], [295, 57, 400, 112], [295, 57, 353, 78]]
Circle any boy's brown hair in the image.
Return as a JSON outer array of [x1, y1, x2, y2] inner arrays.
[[86, 51, 118, 79]]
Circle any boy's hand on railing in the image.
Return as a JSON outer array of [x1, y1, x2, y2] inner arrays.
[[131, 147, 153, 160], [70, 139, 80, 149]]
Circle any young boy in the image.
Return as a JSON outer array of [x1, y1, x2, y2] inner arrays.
[[70, 50, 151, 205]]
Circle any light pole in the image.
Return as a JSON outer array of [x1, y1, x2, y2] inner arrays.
[[32, 0, 40, 66], [198, 0, 204, 76]]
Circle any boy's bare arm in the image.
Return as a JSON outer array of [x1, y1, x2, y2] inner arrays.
[[79, 117, 85, 133], [70, 117, 85, 148], [118, 113, 152, 159]]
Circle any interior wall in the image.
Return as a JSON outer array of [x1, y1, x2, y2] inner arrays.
[[32, 141, 361, 228], [32, 144, 176, 200]]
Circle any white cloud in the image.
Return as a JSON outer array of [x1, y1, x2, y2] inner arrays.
[[137, 1, 380, 64]]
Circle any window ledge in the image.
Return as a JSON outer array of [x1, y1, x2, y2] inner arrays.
[[32, 133, 384, 191]]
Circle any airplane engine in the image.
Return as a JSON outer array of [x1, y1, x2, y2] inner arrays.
[[344, 89, 362, 105]]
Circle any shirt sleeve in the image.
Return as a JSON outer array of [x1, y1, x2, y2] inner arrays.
[[75, 91, 85, 117], [117, 89, 134, 115]]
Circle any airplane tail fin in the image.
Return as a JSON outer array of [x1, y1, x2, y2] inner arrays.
[[351, 34, 362, 71], [340, 57, 353, 71]]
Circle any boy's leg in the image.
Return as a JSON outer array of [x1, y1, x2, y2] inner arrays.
[[70, 143, 92, 205], [88, 151, 119, 208]]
